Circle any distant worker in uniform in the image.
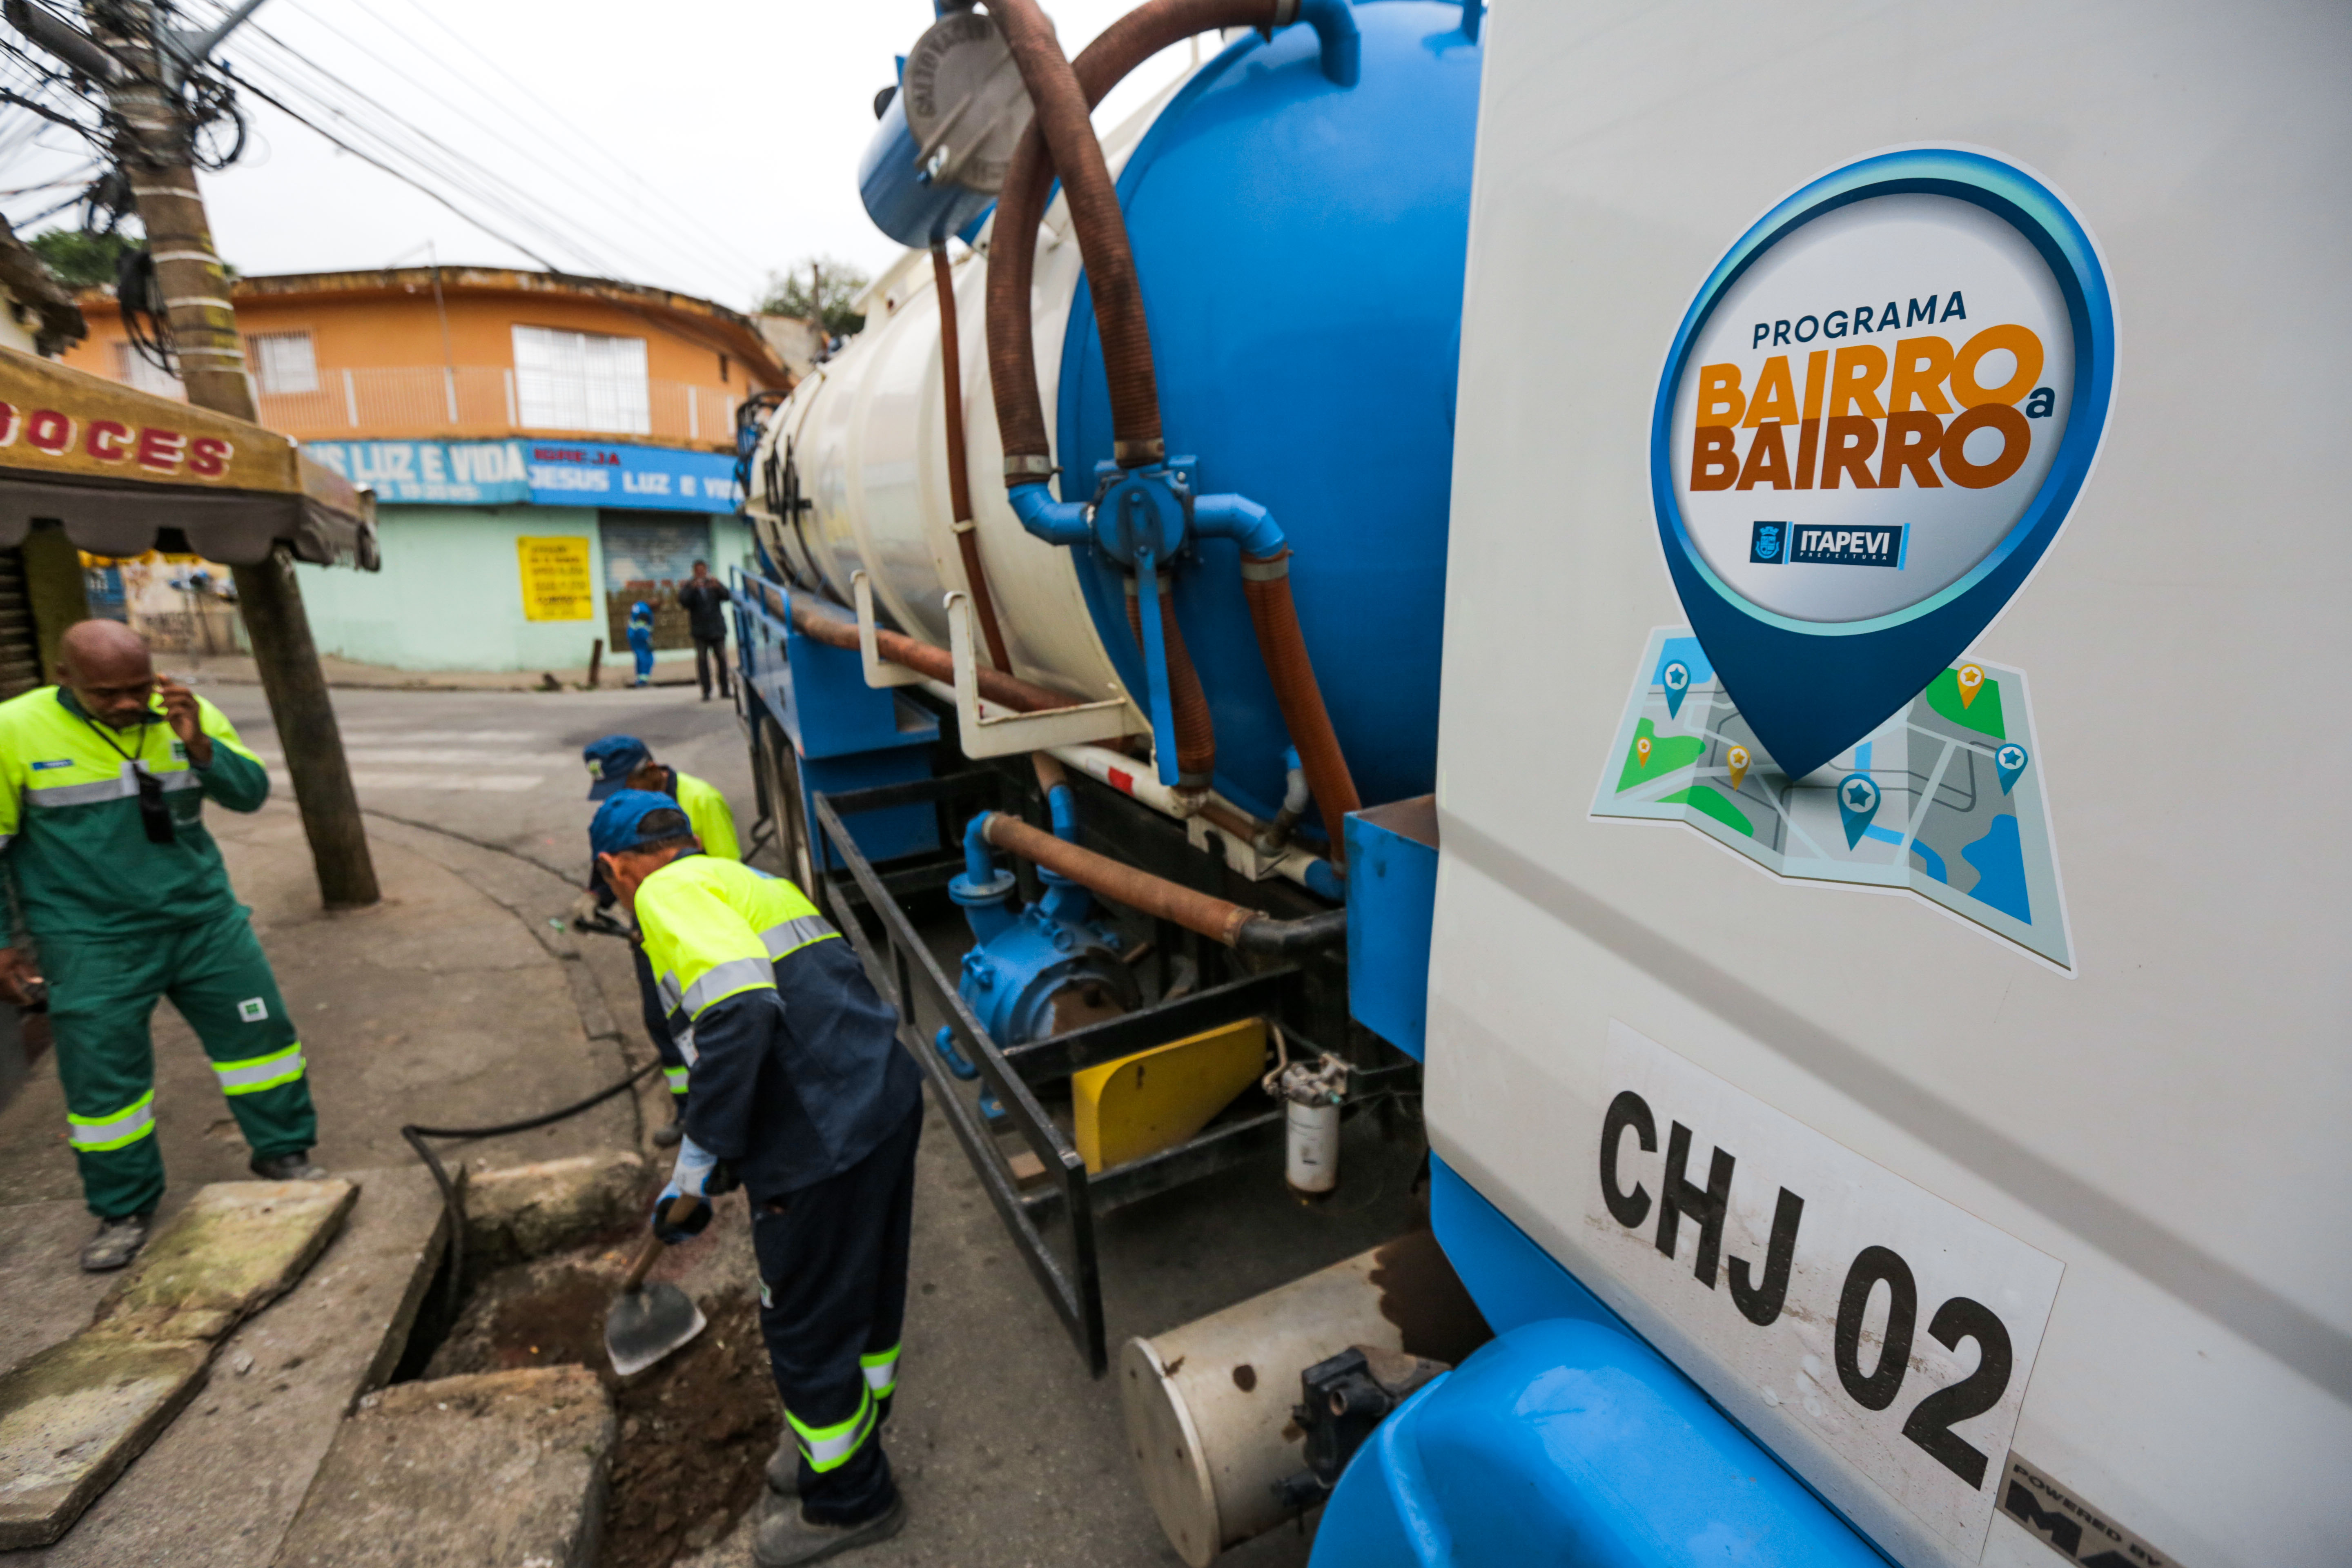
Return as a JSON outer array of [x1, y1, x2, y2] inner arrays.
[[591, 790, 920, 1566], [675, 559, 734, 703], [627, 598, 656, 687], [579, 735, 739, 1147], [0, 621, 324, 1272]]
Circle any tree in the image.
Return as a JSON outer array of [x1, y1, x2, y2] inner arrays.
[[758, 256, 870, 339], [26, 228, 138, 289]]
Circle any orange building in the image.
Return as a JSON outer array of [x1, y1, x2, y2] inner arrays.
[[65, 267, 791, 673]]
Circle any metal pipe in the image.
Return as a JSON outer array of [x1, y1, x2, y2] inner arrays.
[[931, 241, 1013, 672], [1126, 574, 1216, 789], [1032, 751, 1080, 840], [979, 811, 1345, 953]]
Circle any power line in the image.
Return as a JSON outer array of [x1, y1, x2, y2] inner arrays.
[[220, 27, 637, 278], [287, 0, 755, 297], [212, 59, 566, 272], [372, 0, 770, 286], [225, 24, 629, 272], [260, 0, 691, 287]]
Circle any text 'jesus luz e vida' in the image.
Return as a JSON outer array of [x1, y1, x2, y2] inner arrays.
[[1690, 294, 2058, 497]]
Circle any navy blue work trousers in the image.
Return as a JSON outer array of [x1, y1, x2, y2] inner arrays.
[[752, 1098, 921, 1526]]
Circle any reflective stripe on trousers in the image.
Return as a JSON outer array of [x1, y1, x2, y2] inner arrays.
[[860, 1344, 900, 1399], [212, 1043, 305, 1095], [786, 1387, 878, 1473], [664, 1066, 689, 1096], [760, 914, 837, 962], [68, 1090, 157, 1152]]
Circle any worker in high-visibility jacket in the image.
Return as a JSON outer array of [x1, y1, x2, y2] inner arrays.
[[579, 734, 739, 1147], [0, 621, 323, 1272], [591, 789, 920, 1566]]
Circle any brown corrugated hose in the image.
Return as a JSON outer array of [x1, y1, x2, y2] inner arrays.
[[1126, 576, 1216, 788], [990, 0, 1165, 468], [985, 0, 1278, 481], [786, 594, 1080, 713], [983, 810, 1254, 944], [1243, 550, 1360, 866], [982, 811, 1347, 953], [931, 241, 1013, 672]]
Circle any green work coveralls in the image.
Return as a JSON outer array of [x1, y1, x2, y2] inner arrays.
[[0, 686, 314, 1217]]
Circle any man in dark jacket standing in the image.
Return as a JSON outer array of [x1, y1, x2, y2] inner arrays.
[[675, 560, 733, 703]]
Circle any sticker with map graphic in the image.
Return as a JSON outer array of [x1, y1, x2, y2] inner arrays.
[[1591, 626, 2071, 969]]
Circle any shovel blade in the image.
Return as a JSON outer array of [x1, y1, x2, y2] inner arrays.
[[606, 1281, 707, 1376]]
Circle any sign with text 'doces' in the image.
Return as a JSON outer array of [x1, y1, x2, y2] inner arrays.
[[1588, 1020, 2062, 1558]]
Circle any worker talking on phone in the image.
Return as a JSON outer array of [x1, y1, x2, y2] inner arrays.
[[0, 621, 323, 1271]]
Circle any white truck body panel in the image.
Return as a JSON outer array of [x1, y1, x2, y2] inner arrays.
[[1428, 4, 2350, 1564]]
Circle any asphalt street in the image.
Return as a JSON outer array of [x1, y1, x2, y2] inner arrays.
[[192, 675, 1419, 1567]]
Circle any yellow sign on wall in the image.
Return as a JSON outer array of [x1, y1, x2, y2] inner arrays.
[[517, 536, 594, 621]]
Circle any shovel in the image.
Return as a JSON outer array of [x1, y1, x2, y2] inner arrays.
[[605, 1194, 710, 1376]]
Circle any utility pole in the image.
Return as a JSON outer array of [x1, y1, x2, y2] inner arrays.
[[84, 1, 381, 906]]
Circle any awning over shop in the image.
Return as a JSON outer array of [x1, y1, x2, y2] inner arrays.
[[0, 347, 378, 570]]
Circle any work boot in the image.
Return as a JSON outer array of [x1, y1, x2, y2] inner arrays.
[[764, 1438, 799, 1498], [753, 1494, 904, 1566], [250, 1151, 327, 1182], [652, 1117, 684, 1149], [80, 1211, 151, 1272]]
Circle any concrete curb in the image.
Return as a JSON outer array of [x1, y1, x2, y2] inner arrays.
[[270, 1366, 617, 1568]]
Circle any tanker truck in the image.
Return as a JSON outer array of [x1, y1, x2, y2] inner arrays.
[[729, 2, 2349, 1564]]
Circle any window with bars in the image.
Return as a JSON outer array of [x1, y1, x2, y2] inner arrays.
[[111, 341, 185, 400], [511, 324, 651, 435], [248, 331, 319, 394]]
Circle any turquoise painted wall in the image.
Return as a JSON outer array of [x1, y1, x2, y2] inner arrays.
[[295, 507, 757, 673], [296, 505, 602, 672]]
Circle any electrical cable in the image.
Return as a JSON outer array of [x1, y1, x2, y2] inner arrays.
[[225, 14, 680, 285], [220, 38, 623, 277], [211, 60, 571, 272], [401, 1057, 661, 1319], [375, 0, 771, 285], [273, 0, 726, 296]]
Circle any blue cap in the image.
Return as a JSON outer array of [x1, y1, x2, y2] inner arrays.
[[582, 735, 652, 801], [590, 789, 692, 859]]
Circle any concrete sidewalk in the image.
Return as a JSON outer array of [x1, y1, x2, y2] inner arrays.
[[0, 792, 670, 1357], [0, 798, 662, 1223], [0, 796, 677, 1564]]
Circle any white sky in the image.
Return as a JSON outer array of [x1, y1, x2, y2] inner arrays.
[[4, 0, 1208, 310]]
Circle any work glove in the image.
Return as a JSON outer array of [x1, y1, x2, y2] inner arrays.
[[649, 1134, 730, 1244], [650, 1185, 713, 1245]]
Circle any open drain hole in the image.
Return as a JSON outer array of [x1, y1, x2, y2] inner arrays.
[[389, 1186, 780, 1567]]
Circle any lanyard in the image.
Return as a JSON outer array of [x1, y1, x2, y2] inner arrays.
[[81, 710, 156, 770]]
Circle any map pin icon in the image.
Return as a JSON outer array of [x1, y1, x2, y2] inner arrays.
[[1837, 773, 1882, 849], [1726, 744, 1750, 792], [1648, 148, 2115, 780], [1662, 659, 1692, 719], [1956, 664, 1986, 710], [1635, 736, 1653, 770], [1995, 742, 2028, 795]]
